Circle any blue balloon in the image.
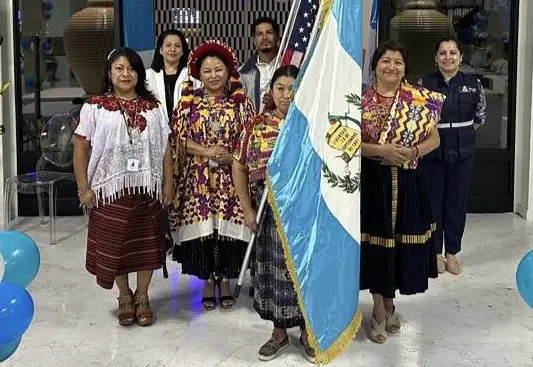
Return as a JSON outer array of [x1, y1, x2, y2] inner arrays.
[[0, 336, 21, 362], [516, 249, 533, 307], [0, 283, 34, 345], [0, 230, 40, 288]]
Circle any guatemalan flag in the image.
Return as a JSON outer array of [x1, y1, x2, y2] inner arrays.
[[267, 0, 362, 363]]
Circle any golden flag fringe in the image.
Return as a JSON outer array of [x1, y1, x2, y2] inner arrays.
[[318, 0, 335, 28]]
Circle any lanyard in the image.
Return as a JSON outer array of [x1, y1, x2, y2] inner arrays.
[[115, 95, 139, 144]]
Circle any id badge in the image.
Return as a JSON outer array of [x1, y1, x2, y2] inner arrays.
[[127, 158, 140, 172]]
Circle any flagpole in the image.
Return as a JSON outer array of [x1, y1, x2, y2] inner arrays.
[[233, 188, 269, 299], [235, 0, 320, 300], [235, 0, 303, 300], [274, 0, 302, 69]]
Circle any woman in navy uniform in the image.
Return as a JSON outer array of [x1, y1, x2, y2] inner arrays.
[[418, 37, 486, 275]]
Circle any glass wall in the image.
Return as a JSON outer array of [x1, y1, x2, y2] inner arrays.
[[442, 0, 511, 149], [17, 0, 87, 153], [390, 0, 512, 150], [14, 0, 89, 216]]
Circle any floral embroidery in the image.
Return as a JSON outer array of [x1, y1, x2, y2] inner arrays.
[[361, 89, 394, 144], [86, 94, 158, 133], [234, 111, 282, 183], [168, 89, 255, 239]]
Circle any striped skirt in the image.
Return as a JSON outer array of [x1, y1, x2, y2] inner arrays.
[[360, 158, 438, 298], [252, 187, 304, 329], [86, 194, 168, 289]]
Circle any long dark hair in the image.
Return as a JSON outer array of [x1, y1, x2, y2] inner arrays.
[[150, 29, 190, 73], [100, 47, 157, 101]]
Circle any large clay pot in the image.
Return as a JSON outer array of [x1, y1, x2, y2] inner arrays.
[[63, 0, 114, 95], [390, 0, 454, 83]]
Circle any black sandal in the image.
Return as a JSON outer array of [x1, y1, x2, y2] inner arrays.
[[218, 277, 234, 309], [201, 277, 216, 310]]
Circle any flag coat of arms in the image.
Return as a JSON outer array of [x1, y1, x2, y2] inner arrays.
[[266, 0, 363, 363]]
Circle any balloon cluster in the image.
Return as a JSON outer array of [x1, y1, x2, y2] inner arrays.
[[516, 249, 533, 308], [0, 231, 40, 362]]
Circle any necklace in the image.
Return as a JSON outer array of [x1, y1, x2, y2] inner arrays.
[[114, 94, 139, 144]]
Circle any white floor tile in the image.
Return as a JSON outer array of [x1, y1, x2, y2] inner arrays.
[[2, 214, 533, 366]]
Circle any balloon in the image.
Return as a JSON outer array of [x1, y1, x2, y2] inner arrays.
[[0, 283, 34, 345], [0, 231, 40, 288], [0, 336, 21, 362], [516, 249, 533, 307]]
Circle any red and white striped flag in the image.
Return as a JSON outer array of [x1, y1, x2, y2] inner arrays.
[[276, 0, 320, 68]]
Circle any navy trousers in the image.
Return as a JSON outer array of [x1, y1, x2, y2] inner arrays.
[[425, 153, 473, 255]]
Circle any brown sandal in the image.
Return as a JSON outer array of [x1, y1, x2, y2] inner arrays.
[[134, 293, 154, 326], [117, 292, 135, 326]]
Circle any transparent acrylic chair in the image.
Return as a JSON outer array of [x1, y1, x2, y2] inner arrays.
[[3, 112, 81, 245]]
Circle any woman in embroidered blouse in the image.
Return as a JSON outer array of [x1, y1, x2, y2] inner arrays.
[[146, 29, 191, 122], [73, 47, 174, 327], [360, 41, 445, 344], [233, 65, 315, 363], [169, 40, 255, 310]]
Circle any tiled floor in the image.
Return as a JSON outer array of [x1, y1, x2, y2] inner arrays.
[[1, 214, 533, 367]]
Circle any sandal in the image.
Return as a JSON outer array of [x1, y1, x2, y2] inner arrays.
[[368, 314, 387, 344], [386, 306, 401, 334], [134, 293, 154, 326], [218, 277, 234, 309], [117, 291, 135, 326], [299, 336, 316, 363], [446, 254, 462, 275], [201, 277, 217, 310], [258, 336, 289, 361]]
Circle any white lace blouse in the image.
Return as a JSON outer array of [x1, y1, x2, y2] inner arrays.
[[74, 94, 171, 205]]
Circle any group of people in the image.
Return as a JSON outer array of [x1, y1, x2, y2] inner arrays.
[[72, 13, 486, 362]]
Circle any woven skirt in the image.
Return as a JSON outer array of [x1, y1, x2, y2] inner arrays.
[[360, 158, 438, 298], [252, 188, 304, 329], [86, 194, 169, 289]]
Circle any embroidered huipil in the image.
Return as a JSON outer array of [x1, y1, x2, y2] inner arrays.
[[362, 83, 445, 169], [233, 111, 282, 184], [170, 89, 255, 242], [74, 94, 170, 204]]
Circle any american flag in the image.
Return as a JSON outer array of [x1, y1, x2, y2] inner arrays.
[[280, 0, 319, 67]]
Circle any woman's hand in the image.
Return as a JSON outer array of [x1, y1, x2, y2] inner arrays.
[[207, 146, 233, 165], [162, 181, 175, 206], [243, 207, 257, 233], [79, 189, 95, 209], [215, 147, 234, 165], [380, 144, 412, 166], [205, 145, 227, 159]]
